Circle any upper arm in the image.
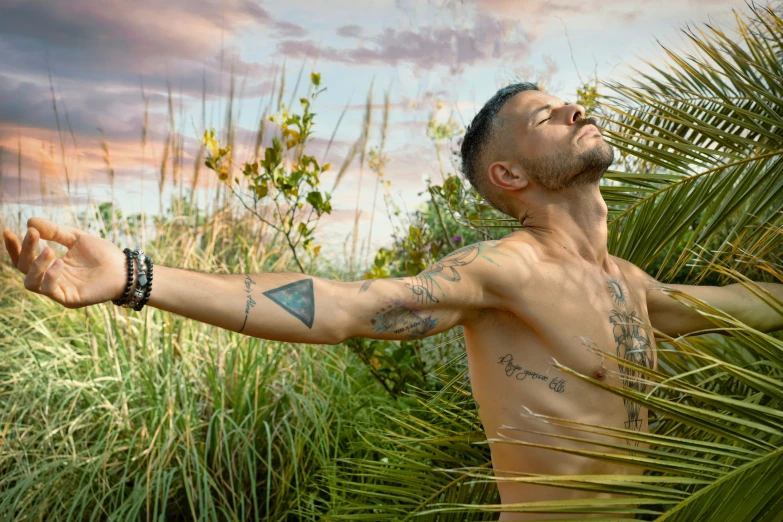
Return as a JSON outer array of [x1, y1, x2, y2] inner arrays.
[[332, 241, 520, 342], [618, 258, 732, 338]]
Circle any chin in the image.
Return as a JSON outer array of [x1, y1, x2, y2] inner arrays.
[[569, 144, 614, 186]]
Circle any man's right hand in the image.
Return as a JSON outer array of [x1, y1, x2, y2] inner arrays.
[[3, 217, 128, 309]]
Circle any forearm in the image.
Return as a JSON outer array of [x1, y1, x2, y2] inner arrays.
[[146, 265, 344, 344], [727, 282, 783, 333], [647, 279, 783, 337], [143, 266, 461, 345]]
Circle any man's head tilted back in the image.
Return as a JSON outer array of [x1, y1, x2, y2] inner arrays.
[[460, 83, 614, 219]]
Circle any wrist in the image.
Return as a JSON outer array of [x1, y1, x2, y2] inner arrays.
[[111, 247, 153, 311], [111, 248, 134, 304]]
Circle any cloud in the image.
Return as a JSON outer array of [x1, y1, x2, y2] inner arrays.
[[274, 20, 308, 38], [278, 13, 533, 73], [0, 0, 292, 91], [337, 24, 363, 38], [472, 0, 735, 29], [0, 0, 260, 72]]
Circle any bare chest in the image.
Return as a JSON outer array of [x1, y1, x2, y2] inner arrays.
[[465, 264, 657, 429]]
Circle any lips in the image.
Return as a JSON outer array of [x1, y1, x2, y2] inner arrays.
[[577, 124, 599, 139]]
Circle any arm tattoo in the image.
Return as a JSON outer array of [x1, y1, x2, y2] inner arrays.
[[497, 354, 566, 393], [357, 277, 403, 295], [606, 277, 654, 446], [239, 274, 258, 333], [407, 242, 507, 304], [370, 301, 438, 338], [263, 278, 316, 328], [358, 279, 376, 293]]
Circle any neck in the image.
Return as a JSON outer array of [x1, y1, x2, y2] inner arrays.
[[513, 182, 610, 269]]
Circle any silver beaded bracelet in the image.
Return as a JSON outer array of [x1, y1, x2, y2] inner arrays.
[[122, 249, 150, 310]]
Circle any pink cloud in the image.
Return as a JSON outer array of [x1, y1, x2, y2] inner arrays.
[[278, 13, 532, 73]]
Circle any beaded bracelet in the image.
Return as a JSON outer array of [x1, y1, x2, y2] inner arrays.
[[111, 248, 135, 306], [134, 256, 153, 311], [112, 248, 154, 311], [124, 250, 147, 310]]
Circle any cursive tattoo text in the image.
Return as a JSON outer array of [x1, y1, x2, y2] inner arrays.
[[370, 301, 438, 339], [239, 274, 257, 333], [497, 354, 565, 393]]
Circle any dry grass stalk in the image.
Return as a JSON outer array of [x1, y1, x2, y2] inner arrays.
[[16, 130, 21, 225], [277, 60, 286, 110], [0, 145, 4, 208], [365, 86, 391, 264], [47, 66, 71, 199], [349, 82, 374, 275]]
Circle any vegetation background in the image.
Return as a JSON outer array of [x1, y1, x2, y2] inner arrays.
[[1, 2, 783, 521]]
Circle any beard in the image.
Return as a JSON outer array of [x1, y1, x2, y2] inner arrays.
[[519, 125, 614, 192]]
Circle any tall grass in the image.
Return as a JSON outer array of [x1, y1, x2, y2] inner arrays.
[[0, 62, 433, 520], [0, 205, 397, 520]]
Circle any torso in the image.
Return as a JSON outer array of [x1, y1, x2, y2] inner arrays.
[[463, 237, 657, 520]]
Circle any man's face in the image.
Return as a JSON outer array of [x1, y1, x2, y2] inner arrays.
[[498, 90, 614, 192]]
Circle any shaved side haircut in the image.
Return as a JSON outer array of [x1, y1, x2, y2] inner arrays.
[[460, 82, 540, 216]]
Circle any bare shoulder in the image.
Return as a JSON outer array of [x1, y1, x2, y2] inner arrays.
[[424, 239, 522, 281], [450, 236, 536, 276], [438, 236, 536, 306], [609, 255, 657, 288]]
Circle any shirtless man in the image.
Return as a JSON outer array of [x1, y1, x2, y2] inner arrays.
[[4, 83, 782, 520]]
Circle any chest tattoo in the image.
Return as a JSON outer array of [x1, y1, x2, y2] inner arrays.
[[606, 276, 654, 445]]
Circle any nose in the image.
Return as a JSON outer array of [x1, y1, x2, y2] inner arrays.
[[566, 104, 586, 125]]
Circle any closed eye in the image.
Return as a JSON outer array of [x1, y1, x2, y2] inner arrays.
[[537, 117, 550, 125]]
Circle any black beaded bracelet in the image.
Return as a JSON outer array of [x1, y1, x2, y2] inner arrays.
[[134, 256, 153, 311], [111, 248, 134, 306]]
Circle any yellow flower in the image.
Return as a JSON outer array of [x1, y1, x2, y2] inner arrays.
[[203, 130, 219, 157]]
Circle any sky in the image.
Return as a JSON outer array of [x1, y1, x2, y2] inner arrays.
[[0, 0, 755, 262]]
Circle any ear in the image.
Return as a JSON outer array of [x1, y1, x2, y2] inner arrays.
[[487, 161, 528, 192]]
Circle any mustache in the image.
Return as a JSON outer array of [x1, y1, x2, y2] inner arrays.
[[575, 116, 601, 135]]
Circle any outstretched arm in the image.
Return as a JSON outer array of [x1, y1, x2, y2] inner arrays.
[[646, 280, 783, 337], [4, 218, 516, 345], [620, 259, 783, 337]]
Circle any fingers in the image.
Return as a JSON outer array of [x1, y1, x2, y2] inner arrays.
[[17, 227, 40, 274], [3, 230, 21, 267], [27, 217, 81, 248], [40, 255, 66, 302], [24, 246, 57, 294]]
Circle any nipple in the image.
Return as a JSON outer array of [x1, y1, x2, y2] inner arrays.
[[592, 365, 607, 381]]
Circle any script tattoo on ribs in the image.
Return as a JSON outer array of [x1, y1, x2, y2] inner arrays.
[[370, 301, 438, 339], [239, 274, 257, 333], [497, 354, 566, 393], [606, 276, 654, 446]]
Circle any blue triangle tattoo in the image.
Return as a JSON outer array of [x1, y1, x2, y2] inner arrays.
[[263, 279, 315, 329]]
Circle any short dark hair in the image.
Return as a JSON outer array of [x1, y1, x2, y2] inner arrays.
[[460, 82, 540, 213]]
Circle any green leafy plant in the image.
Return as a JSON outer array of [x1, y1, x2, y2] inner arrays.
[[203, 72, 332, 272]]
